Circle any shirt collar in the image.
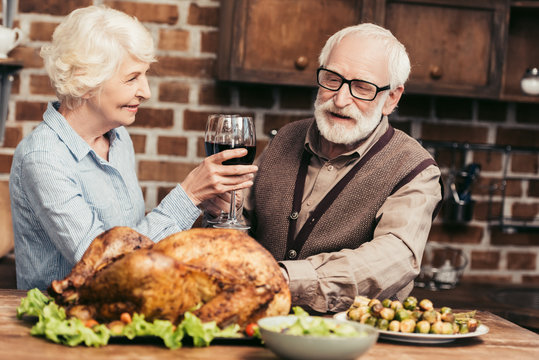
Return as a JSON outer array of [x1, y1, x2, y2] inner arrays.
[[305, 116, 390, 161], [43, 101, 121, 162]]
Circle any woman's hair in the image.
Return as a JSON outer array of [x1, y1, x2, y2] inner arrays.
[[318, 23, 411, 89], [40, 5, 156, 110]]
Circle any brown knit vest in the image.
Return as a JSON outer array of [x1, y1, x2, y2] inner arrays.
[[252, 118, 438, 261]]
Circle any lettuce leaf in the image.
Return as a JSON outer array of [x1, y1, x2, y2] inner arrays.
[[16, 288, 241, 349]]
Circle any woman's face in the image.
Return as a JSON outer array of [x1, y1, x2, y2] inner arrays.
[[86, 55, 151, 129]]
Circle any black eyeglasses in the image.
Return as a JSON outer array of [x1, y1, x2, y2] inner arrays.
[[316, 67, 390, 101]]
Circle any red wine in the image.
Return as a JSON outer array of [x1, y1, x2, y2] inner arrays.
[[204, 141, 217, 156], [215, 143, 256, 165]]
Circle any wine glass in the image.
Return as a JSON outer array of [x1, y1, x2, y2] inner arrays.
[[203, 114, 233, 225], [212, 115, 256, 230]]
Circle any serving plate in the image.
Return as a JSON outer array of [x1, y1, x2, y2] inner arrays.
[[334, 312, 489, 344]]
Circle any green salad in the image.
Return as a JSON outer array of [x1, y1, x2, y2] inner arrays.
[[16, 288, 241, 349], [264, 307, 368, 338]]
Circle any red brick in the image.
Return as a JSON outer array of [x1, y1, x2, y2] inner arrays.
[[153, 56, 215, 78], [427, 224, 483, 244], [29, 75, 55, 95], [29, 21, 58, 41], [0, 154, 13, 173], [511, 202, 538, 220], [8, 47, 43, 68], [279, 86, 315, 110], [496, 127, 539, 148], [158, 29, 189, 51], [515, 102, 539, 124], [507, 252, 536, 270], [472, 151, 503, 172], [157, 136, 188, 156], [20, 0, 92, 16], [238, 85, 275, 109], [129, 133, 146, 154], [522, 275, 539, 285], [187, 4, 219, 27], [196, 137, 206, 158], [201, 30, 219, 54], [104, 1, 179, 25], [473, 200, 502, 221], [431, 148, 465, 169], [511, 152, 538, 173], [434, 97, 473, 120], [158, 82, 190, 103], [133, 107, 174, 128], [2, 127, 23, 148], [396, 94, 431, 118], [477, 99, 507, 122], [138, 160, 196, 182], [529, 180, 539, 197], [198, 84, 232, 106], [474, 177, 522, 197], [10, 74, 20, 94], [15, 101, 47, 121], [491, 226, 539, 246], [470, 251, 500, 270], [421, 123, 488, 144], [263, 114, 307, 135]]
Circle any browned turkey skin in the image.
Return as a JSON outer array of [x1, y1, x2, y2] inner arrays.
[[48, 227, 291, 329]]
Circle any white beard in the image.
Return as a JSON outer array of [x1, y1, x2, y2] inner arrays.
[[314, 94, 387, 145]]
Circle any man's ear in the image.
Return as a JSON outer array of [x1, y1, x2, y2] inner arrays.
[[382, 85, 404, 116]]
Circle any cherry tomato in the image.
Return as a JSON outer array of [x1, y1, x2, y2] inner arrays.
[[85, 319, 99, 328], [245, 323, 258, 337], [120, 312, 132, 324]]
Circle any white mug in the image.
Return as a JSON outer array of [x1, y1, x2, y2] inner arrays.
[[0, 26, 23, 59]]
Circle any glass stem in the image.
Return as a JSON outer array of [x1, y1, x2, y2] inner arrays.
[[228, 190, 237, 223]]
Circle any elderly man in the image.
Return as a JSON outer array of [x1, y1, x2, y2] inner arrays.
[[244, 23, 442, 313]]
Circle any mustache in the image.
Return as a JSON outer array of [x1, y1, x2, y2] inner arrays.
[[315, 98, 362, 119]]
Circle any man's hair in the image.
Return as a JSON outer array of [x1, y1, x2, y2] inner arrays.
[[318, 23, 411, 89], [40, 5, 156, 110]]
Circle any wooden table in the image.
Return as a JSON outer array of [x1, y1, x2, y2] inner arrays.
[[1, 289, 538, 360]]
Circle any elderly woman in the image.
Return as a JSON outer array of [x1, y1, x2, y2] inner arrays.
[[9, 5, 257, 290]]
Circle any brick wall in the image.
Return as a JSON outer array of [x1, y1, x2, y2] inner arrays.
[[1, 0, 538, 285]]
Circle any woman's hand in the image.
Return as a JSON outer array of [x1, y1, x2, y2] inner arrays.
[[181, 149, 257, 206]]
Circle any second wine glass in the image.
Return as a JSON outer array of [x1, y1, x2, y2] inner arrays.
[[213, 115, 256, 230]]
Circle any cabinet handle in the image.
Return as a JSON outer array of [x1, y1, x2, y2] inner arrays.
[[294, 56, 309, 70], [430, 65, 443, 80]]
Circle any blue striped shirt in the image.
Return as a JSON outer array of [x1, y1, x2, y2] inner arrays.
[[9, 102, 201, 290]]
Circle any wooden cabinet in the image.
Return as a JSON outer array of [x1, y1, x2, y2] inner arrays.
[[379, 0, 508, 99], [217, 0, 377, 86], [217, 0, 538, 103]]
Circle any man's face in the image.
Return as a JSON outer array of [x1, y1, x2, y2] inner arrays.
[[314, 35, 395, 145]]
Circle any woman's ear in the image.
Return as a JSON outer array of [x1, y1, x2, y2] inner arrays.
[[382, 85, 404, 116]]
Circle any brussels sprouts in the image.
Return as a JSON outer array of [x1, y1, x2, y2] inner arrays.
[[395, 309, 410, 321], [403, 296, 418, 310], [388, 320, 400, 332], [440, 306, 452, 315], [410, 310, 423, 321], [390, 300, 403, 311], [442, 322, 454, 334], [430, 321, 444, 334], [376, 318, 389, 331], [371, 302, 384, 316], [365, 316, 377, 327], [467, 318, 479, 332], [352, 295, 371, 307], [360, 313, 372, 324], [415, 320, 430, 334], [368, 298, 382, 307], [441, 312, 455, 323], [400, 318, 416, 333], [419, 299, 434, 311], [421, 309, 439, 324], [347, 307, 363, 321], [459, 322, 469, 334], [379, 307, 395, 321], [382, 298, 392, 308]]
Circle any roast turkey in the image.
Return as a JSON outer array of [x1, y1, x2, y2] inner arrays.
[[48, 227, 291, 328]]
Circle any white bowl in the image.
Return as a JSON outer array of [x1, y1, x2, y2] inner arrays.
[[258, 315, 378, 360]]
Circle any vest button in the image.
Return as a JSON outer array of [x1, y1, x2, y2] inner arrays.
[[289, 211, 299, 220], [287, 249, 297, 259]]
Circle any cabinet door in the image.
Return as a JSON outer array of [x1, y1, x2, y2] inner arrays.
[[218, 0, 366, 86], [382, 0, 507, 98]]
